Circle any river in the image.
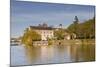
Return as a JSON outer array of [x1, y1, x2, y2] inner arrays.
[[11, 44, 95, 66]]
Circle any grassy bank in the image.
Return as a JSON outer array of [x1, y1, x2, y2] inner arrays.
[[52, 39, 95, 45]]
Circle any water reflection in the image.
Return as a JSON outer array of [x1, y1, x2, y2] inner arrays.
[[24, 46, 41, 64], [11, 44, 95, 66], [70, 44, 95, 62]]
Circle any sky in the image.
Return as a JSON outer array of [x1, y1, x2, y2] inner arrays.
[[11, 0, 95, 38]]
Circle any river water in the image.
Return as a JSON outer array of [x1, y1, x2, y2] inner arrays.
[[11, 44, 95, 66]]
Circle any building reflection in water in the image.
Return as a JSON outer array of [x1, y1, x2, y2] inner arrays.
[[24, 46, 41, 64], [24, 45, 55, 64], [24, 44, 95, 65]]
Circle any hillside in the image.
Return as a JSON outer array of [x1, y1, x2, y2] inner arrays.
[[67, 17, 95, 39]]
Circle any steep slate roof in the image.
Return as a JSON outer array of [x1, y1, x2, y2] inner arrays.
[[30, 26, 54, 30]]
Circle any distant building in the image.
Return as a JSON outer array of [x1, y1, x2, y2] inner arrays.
[[28, 23, 54, 40], [63, 33, 71, 40], [10, 37, 21, 45], [64, 33, 77, 40], [71, 33, 77, 39], [26, 23, 76, 41]]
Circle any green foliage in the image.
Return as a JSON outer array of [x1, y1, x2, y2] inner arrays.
[[67, 17, 95, 39], [54, 29, 66, 40], [21, 29, 41, 46], [48, 39, 52, 45]]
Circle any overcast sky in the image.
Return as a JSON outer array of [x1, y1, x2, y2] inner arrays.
[[11, 0, 95, 38]]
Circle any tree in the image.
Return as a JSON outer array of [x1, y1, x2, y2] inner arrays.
[[67, 17, 95, 39], [54, 29, 65, 40], [67, 16, 79, 38], [21, 29, 41, 46]]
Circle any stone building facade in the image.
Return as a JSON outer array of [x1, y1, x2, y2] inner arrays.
[[28, 23, 54, 40]]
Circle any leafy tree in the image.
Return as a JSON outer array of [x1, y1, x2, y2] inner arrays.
[[54, 29, 65, 40], [21, 29, 41, 46], [67, 17, 95, 39]]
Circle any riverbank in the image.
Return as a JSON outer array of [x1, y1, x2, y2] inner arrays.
[[10, 39, 95, 46], [53, 39, 95, 45], [31, 39, 95, 46]]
